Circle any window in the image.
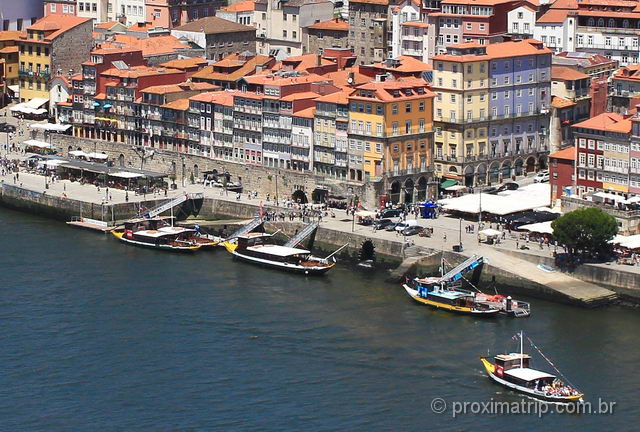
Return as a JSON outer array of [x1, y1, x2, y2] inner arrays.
[[283, 30, 287, 38], [392, 104, 398, 115], [418, 101, 425, 112], [405, 102, 412, 113], [405, 120, 411, 134]]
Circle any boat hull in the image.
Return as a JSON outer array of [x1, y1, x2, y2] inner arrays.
[[111, 230, 202, 252], [403, 285, 500, 316], [480, 358, 583, 403], [231, 250, 334, 275]]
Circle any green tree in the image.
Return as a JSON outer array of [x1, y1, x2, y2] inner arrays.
[[551, 207, 618, 255]]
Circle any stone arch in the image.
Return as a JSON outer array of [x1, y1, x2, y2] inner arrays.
[[500, 160, 512, 179], [464, 165, 474, 187], [311, 188, 328, 203], [476, 163, 487, 186], [193, 164, 199, 179], [538, 155, 548, 170], [514, 158, 524, 176], [390, 180, 401, 203], [448, 165, 458, 174], [67, 146, 73, 156], [118, 154, 125, 167], [404, 178, 415, 203], [525, 156, 536, 173], [171, 161, 177, 175], [416, 176, 428, 202], [488, 162, 500, 184], [292, 189, 308, 204]]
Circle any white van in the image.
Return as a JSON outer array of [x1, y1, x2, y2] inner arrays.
[[395, 220, 418, 232]]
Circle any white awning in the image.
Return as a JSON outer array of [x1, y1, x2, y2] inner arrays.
[[69, 150, 87, 157], [439, 184, 551, 216], [611, 234, 640, 249], [37, 160, 65, 168], [86, 152, 108, 160], [7, 85, 19, 95], [593, 191, 624, 202], [355, 210, 376, 217], [25, 98, 49, 109], [23, 139, 55, 149], [110, 171, 143, 179], [479, 228, 502, 237], [519, 221, 554, 235], [621, 196, 640, 205], [29, 122, 72, 132], [10, 104, 47, 115], [445, 185, 467, 191]]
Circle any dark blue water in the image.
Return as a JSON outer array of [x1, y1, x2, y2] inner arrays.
[[1, 208, 638, 431]]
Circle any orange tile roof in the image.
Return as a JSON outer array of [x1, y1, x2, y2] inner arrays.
[[160, 57, 208, 69], [0, 46, 18, 54], [220, 0, 256, 12], [441, 0, 517, 4], [349, 0, 389, 4], [243, 73, 327, 86], [162, 98, 190, 110], [192, 53, 274, 83], [0, 30, 21, 42], [551, 96, 576, 109], [274, 53, 334, 72], [606, 118, 632, 133], [109, 34, 191, 57], [306, 18, 349, 31], [293, 107, 316, 118], [537, 9, 569, 23], [91, 46, 142, 55], [27, 16, 92, 41], [96, 21, 118, 30], [549, 0, 577, 8], [101, 65, 183, 79], [401, 21, 428, 28], [323, 68, 370, 87], [549, 147, 576, 161], [434, 40, 550, 62], [371, 55, 432, 73], [351, 79, 435, 102], [142, 82, 218, 94], [315, 88, 354, 104], [190, 91, 236, 105], [552, 66, 589, 81], [281, 91, 320, 101], [56, 101, 73, 107], [572, 112, 626, 132], [128, 22, 153, 32]]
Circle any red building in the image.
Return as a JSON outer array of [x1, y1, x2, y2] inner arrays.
[[145, 0, 224, 29], [549, 147, 575, 201]]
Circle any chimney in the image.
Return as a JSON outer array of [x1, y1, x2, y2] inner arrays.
[[317, 53, 322, 67]]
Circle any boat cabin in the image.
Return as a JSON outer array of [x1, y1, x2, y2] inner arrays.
[[123, 216, 173, 232], [494, 353, 531, 370], [243, 244, 314, 264], [502, 367, 556, 389], [236, 232, 274, 249]]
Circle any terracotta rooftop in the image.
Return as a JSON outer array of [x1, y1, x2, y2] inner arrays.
[[160, 57, 208, 69], [441, 0, 518, 4], [401, 21, 428, 28], [351, 79, 435, 102], [306, 18, 349, 31], [281, 91, 321, 102], [173, 16, 255, 34], [162, 98, 190, 110], [549, 146, 576, 161], [572, 112, 628, 132], [142, 82, 218, 95], [348, 0, 389, 4], [189, 91, 236, 105], [536, 9, 569, 23], [293, 106, 316, 118], [191, 53, 273, 83], [101, 65, 183, 79], [315, 88, 353, 104], [0, 46, 19, 54], [552, 66, 589, 81], [433, 40, 551, 62], [95, 21, 118, 30], [371, 55, 432, 73], [0, 30, 21, 42], [220, 0, 256, 12], [26, 16, 92, 41], [324, 68, 370, 87], [551, 96, 576, 109], [107, 34, 192, 57]]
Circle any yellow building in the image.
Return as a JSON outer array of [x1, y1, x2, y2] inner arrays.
[[0, 31, 21, 101], [18, 15, 93, 103], [432, 43, 490, 183], [349, 78, 436, 202]]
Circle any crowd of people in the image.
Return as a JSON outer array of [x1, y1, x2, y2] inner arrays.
[[538, 379, 581, 398]]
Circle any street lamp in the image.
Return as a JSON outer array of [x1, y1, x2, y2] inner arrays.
[[275, 169, 279, 207]]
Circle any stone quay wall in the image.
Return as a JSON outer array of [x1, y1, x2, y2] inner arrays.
[[51, 135, 381, 207]]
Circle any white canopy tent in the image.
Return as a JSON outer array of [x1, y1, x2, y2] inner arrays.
[[355, 210, 376, 218], [37, 160, 65, 168], [479, 228, 502, 237], [621, 196, 640, 205], [29, 123, 72, 132], [23, 139, 55, 149], [86, 152, 108, 160], [69, 150, 87, 158], [110, 171, 144, 179], [439, 184, 551, 216], [610, 234, 640, 250], [445, 185, 467, 191], [519, 221, 554, 235], [592, 191, 625, 202]]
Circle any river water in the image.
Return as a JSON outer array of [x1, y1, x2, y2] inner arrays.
[[0, 207, 638, 431]]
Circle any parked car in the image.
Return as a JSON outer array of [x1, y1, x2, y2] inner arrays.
[[379, 208, 401, 218], [384, 222, 401, 231], [533, 171, 549, 183], [395, 220, 418, 232], [402, 225, 424, 236], [373, 218, 394, 230]]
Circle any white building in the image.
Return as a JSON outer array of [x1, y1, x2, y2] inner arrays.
[[0, 0, 42, 30], [254, 0, 335, 59], [112, 0, 146, 25], [507, 3, 536, 39], [216, 0, 255, 27], [533, 9, 575, 54], [391, 0, 427, 61]]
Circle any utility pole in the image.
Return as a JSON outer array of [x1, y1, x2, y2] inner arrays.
[[275, 169, 279, 207]]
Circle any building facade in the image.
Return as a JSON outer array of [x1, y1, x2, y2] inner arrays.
[[303, 18, 349, 55], [18, 16, 93, 103], [347, 0, 390, 65], [432, 40, 551, 187]]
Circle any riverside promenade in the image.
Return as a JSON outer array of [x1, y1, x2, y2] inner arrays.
[[0, 151, 628, 306]]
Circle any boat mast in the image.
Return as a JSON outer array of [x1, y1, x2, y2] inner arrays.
[[171, 205, 174, 227], [520, 330, 524, 369]]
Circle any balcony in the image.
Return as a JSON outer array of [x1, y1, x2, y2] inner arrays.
[[401, 48, 423, 57], [434, 155, 459, 162], [19, 69, 50, 79], [577, 25, 640, 36], [575, 41, 637, 50]]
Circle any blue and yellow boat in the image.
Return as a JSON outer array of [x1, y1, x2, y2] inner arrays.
[[403, 277, 500, 316]]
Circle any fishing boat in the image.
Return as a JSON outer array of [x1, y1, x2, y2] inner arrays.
[[223, 232, 338, 275], [480, 331, 584, 403], [403, 277, 500, 315], [111, 216, 202, 252]]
